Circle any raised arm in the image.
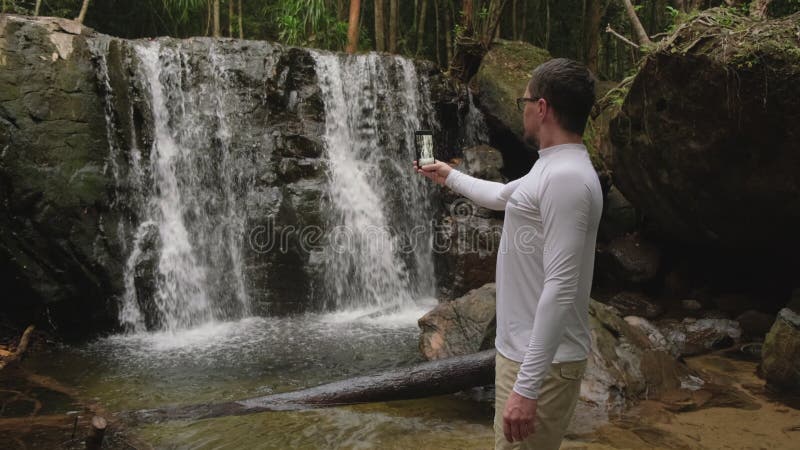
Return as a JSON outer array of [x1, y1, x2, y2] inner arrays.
[[414, 160, 519, 211], [512, 171, 592, 399], [445, 169, 521, 211]]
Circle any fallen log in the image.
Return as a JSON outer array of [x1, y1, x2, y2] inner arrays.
[[126, 349, 496, 423], [0, 325, 34, 370]]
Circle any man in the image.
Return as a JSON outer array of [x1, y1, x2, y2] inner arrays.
[[415, 58, 602, 449]]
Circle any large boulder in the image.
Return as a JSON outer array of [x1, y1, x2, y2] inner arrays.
[[418, 283, 496, 360], [418, 283, 692, 409], [760, 307, 800, 391], [600, 9, 800, 250], [473, 40, 550, 178]]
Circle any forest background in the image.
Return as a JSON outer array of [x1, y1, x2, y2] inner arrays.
[[2, 1, 799, 87]]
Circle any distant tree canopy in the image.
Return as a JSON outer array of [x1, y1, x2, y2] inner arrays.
[[2, 0, 798, 81]]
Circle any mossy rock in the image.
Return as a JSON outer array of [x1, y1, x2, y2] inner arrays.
[[760, 308, 800, 392], [474, 40, 551, 139], [606, 9, 800, 249]]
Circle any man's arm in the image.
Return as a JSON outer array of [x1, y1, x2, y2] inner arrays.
[[445, 170, 521, 211], [414, 160, 520, 211], [513, 171, 592, 399]]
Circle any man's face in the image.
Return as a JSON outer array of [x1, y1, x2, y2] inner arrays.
[[522, 87, 540, 147]]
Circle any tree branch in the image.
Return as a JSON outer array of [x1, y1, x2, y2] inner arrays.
[[606, 24, 640, 48]]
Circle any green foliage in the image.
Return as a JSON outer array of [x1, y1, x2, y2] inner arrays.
[[273, 0, 347, 50], [162, 0, 207, 24]]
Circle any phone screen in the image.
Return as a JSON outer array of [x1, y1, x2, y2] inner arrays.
[[415, 130, 434, 166]]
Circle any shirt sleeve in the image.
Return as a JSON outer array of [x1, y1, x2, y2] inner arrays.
[[512, 171, 592, 399], [444, 169, 522, 211]]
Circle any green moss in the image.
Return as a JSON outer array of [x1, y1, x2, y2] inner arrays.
[[475, 40, 551, 136]]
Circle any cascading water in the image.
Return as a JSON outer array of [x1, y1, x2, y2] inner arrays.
[[312, 52, 438, 311], [93, 36, 449, 332], [98, 40, 252, 332]]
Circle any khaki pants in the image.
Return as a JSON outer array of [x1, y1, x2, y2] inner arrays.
[[493, 352, 586, 450]]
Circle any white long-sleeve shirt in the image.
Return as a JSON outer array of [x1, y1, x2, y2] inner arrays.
[[445, 143, 602, 399]]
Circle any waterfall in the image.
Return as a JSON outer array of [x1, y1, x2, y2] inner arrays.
[[312, 52, 438, 311], [94, 40, 252, 332], [93, 36, 448, 331]]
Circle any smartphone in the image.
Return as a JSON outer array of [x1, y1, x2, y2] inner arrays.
[[415, 130, 435, 166]]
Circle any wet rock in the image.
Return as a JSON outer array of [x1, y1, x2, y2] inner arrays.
[[598, 233, 661, 285], [735, 310, 775, 340], [624, 316, 681, 357], [434, 146, 505, 300], [760, 308, 800, 391], [585, 301, 692, 410], [605, 291, 663, 319], [658, 318, 742, 357], [601, 9, 800, 250], [419, 283, 692, 410], [418, 284, 497, 360]]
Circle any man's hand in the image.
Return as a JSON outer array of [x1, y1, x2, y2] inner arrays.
[[502, 391, 538, 443], [413, 160, 452, 186]]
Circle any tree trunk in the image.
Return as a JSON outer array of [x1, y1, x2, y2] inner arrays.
[[434, 0, 442, 66], [125, 350, 496, 423], [34, 0, 42, 16], [205, 0, 212, 36], [749, 0, 771, 19], [545, 0, 551, 49], [487, 0, 510, 43], [229, 0, 234, 37], [520, 0, 527, 40], [584, 0, 603, 74], [238, 0, 243, 38], [389, 0, 399, 53], [444, 1, 453, 64], [347, 0, 361, 54], [512, 0, 518, 39], [374, 0, 386, 51], [76, 0, 90, 24], [213, 0, 221, 37], [621, 0, 652, 46], [416, 0, 429, 54]]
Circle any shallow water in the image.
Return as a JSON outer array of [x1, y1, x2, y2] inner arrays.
[[22, 300, 500, 448]]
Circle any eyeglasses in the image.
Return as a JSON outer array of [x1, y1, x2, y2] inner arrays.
[[516, 96, 542, 112]]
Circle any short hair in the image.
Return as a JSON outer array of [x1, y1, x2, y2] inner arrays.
[[527, 58, 596, 135]]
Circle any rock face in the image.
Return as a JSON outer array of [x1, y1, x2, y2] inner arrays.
[[434, 145, 505, 301], [418, 283, 692, 409], [0, 15, 468, 336], [418, 283, 496, 360], [601, 9, 800, 250], [760, 308, 800, 391], [0, 16, 123, 336]]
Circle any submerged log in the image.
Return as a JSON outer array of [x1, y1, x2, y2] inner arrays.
[[127, 349, 496, 423]]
